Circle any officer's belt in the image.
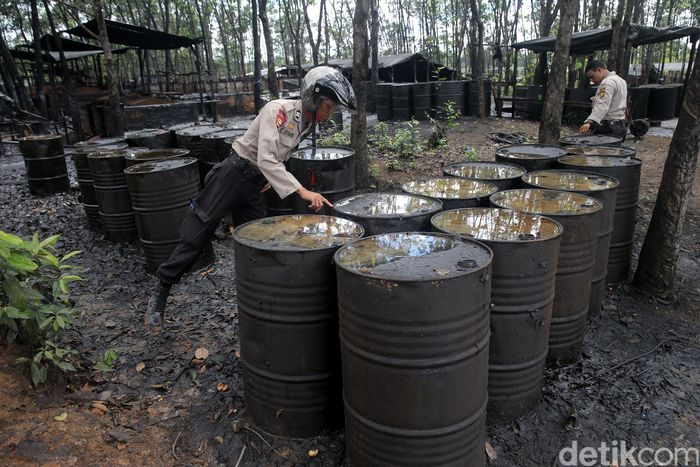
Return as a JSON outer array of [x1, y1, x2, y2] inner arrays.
[[228, 151, 266, 185]]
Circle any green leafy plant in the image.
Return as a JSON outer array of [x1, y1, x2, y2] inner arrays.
[[428, 100, 462, 148], [94, 348, 118, 372], [463, 146, 478, 160], [0, 230, 82, 386], [317, 129, 351, 146], [372, 119, 424, 159]]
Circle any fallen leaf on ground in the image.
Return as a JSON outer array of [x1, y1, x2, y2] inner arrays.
[[54, 412, 68, 422], [136, 362, 145, 372], [217, 383, 228, 392], [91, 402, 109, 414], [485, 441, 497, 461], [214, 436, 224, 444], [308, 449, 319, 457], [116, 443, 128, 450], [194, 347, 209, 360]]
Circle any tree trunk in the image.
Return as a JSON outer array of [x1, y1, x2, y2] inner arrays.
[[236, 0, 247, 78], [30, 0, 48, 117], [634, 51, 700, 298], [0, 31, 33, 111], [351, 0, 370, 189], [94, 0, 124, 136], [259, 0, 278, 98], [469, 0, 485, 116], [538, 0, 577, 144], [369, 0, 379, 112], [534, 0, 559, 85], [252, 0, 264, 112]]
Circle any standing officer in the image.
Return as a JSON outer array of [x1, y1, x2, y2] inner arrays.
[[579, 60, 628, 141], [145, 66, 356, 326]]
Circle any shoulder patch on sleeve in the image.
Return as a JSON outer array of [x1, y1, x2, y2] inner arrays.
[[275, 109, 287, 128], [597, 86, 606, 98]]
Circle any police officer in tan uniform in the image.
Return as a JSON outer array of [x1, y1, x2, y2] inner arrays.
[[145, 66, 356, 325], [579, 60, 628, 141]]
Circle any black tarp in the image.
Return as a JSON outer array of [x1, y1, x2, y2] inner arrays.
[[66, 19, 199, 50], [301, 53, 454, 82], [513, 24, 700, 54]]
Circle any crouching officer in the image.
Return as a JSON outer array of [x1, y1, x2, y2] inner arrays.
[[579, 60, 628, 141], [145, 66, 357, 326]]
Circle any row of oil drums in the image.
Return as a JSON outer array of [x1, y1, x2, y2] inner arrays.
[[17, 134, 71, 196], [376, 80, 493, 121], [232, 137, 641, 465]]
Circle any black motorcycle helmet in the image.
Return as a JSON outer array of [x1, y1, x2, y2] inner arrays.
[[301, 66, 357, 112]]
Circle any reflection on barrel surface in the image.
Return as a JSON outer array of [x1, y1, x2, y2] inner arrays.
[[335, 232, 492, 466], [443, 161, 526, 190], [402, 177, 498, 211], [432, 208, 562, 422]]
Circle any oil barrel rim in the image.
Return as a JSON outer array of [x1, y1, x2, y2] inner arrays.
[[17, 134, 63, 143], [401, 177, 499, 200], [333, 193, 443, 219], [124, 156, 199, 175], [174, 124, 222, 137], [290, 146, 355, 161], [490, 188, 604, 217], [557, 154, 642, 168], [202, 129, 248, 140], [495, 144, 568, 160], [431, 207, 564, 243], [443, 161, 527, 181], [123, 148, 191, 162], [233, 214, 365, 252], [125, 128, 169, 138], [521, 169, 620, 192], [333, 231, 493, 282], [564, 145, 637, 157]]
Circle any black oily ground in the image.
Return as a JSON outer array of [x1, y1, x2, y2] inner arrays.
[[0, 150, 699, 466]]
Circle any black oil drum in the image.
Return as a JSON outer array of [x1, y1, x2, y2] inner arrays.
[[335, 232, 492, 466], [443, 161, 527, 191], [88, 150, 138, 242], [665, 83, 685, 117], [376, 83, 393, 121], [333, 193, 442, 236], [125, 128, 171, 149], [18, 134, 70, 196], [564, 146, 636, 158], [74, 136, 127, 149], [464, 79, 492, 117], [263, 159, 294, 217], [495, 144, 568, 172], [431, 208, 562, 422], [644, 84, 677, 120], [401, 177, 498, 210], [390, 83, 413, 121], [124, 148, 190, 168], [168, 121, 197, 147], [564, 87, 596, 121], [490, 189, 602, 362], [557, 154, 642, 283], [560, 134, 623, 147], [519, 85, 545, 119], [233, 215, 364, 437], [319, 108, 343, 133], [434, 80, 465, 117], [521, 170, 619, 316], [288, 146, 355, 215], [412, 82, 433, 120], [125, 158, 212, 273], [627, 87, 650, 120], [197, 129, 246, 181], [174, 124, 220, 159]]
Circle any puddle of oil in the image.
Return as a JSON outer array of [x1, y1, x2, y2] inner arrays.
[[432, 207, 562, 242], [291, 147, 354, 161], [334, 232, 491, 280], [522, 170, 618, 191], [234, 215, 364, 250], [334, 193, 441, 217], [490, 189, 602, 216], [444, 162, 526, 180], [125, 157, 197, 174], [558, 155, 641, 167], [402, 178, 498, 199]]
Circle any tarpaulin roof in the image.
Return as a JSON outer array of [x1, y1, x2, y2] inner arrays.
[[513, 24, 700, 54], [300, 53, 455, 82], [11, 45, 131, 62], [39, 34, 102, 52], [66, 19, 200, 50]]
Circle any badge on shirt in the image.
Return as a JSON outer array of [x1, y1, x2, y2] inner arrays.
[[285, 121, 297, 132], [597, 86, 606, 98], [294, 109, 302, 122], [276, 109, 287, 128]]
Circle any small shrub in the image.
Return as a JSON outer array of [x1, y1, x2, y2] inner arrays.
[[372, 119, 424, 159], [317, 129, 351, 146], [94, 348, 118, 372]]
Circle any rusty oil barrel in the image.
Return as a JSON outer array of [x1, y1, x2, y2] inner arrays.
[[70, 143, 129, 228], [125, 128, 171, 149], [559, 134, 623, 147], [490, 189, 602, 362], [401, 177, 498, 211], [443, 161, 526, 190], [495, 144, 568, 172], [521, 170, 619, 316], [18, 134, 70, 196], [124, 148, 190, 168], [335, 232, 492, 466], [125, 157, 213, 273], [431, 208, 562, 422], [88, 150, 137, 242], [233, 215, 364, 437], [174, 124, 220, 159], [288, 146, 355, 215], [557, 154, 642, 283], [333, 193, 442, 236]]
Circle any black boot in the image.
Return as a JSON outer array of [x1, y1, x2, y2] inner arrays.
[[145, 282, 171, 327]]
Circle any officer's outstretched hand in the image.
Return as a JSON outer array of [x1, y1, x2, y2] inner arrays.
[[297, 187, 333, 212], [579, 122, 591, 133]]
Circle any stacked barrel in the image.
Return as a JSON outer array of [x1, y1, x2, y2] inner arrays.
[[18, 134, 70, 196]]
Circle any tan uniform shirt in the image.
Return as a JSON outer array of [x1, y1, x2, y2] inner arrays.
[[232, 99, 312, 199], [587, 71, 627, 124]]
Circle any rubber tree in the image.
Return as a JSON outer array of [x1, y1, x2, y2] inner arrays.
[[537, 0, 578, 144], [351, 0, 369, 188], [94, 0, 124, 136], [259, 0, 278, 98], [252, 0, 264, 112], [634, 49, 700, 298]]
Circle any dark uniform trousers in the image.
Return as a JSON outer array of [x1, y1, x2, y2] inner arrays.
[[156, 152, 266, 285], [593, 119, 628, 142]]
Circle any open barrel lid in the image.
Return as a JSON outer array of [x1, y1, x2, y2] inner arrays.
[[490, 189, 603, 216], [291, 146, 355, 160], [558, 154, 642, 167], [495, 144, 567, 160], [233, 215, 364, 251], [202, 129, 247, 140], [87, 147, 148, 159], [401, 177, 498, 200], [431, 207, 562, 242], [443, 161, 526, 180], [125, 128, 168, 138], [123, 148, 190, 163], [71, 143, 128, 155], [17, 134, 62, 142], [559, 134, 622, 146], [334, 232, 492, 281], [334, 193, 442, 218], [75, 136, 127, 147], [522, 170, 619, 192], [124, 157, 198, 174], [175, 124, 221, 137], [564, 145, 636, 157]]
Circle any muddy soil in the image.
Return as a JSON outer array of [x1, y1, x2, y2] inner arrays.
[[0, 117, 698, 467]]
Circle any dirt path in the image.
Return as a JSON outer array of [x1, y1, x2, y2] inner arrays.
[[0, 118, 698, 466]]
